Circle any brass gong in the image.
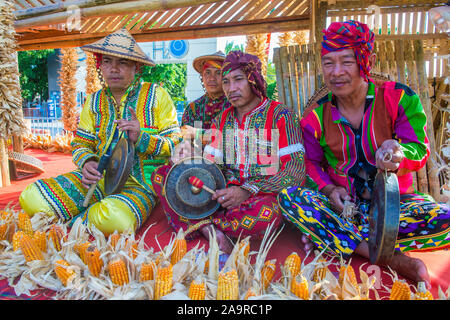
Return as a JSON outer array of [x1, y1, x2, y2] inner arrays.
[[104, 137, 135, 195], [368, 171, 401, 265]]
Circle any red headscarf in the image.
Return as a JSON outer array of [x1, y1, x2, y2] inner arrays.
[[221, 50, 267, 99], [321, 20, 375, 82]]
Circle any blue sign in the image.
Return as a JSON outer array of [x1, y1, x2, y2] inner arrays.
[[169, 40, 189, 59]]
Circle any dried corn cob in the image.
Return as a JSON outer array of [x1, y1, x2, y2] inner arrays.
[[20, 234, 44, 262], [239, 238, 250, 258], [108, 258, 129, 286], [17, 211, 33, 236], [312, 257, 329, 282], [291, 275, 309, 300], [261, 259, 276, 290], [85, 245, 103, 277], [139, 261, 156, 282], [414, 282, 433, 300], [12, 230, 25, 251], [0, 211, 14, 242], [74, 241, 91, 264], [389, 280, 411, 300], [338, 265, 358, 287], [217, 268, 239, 300], [154, 261, 173, 300], [48, 224, 64, 251], [33, 230, 47, 253], [244, 287, 257, 300], [108, 233, 120, 250], [284, 252, 301, 277], [188, 278, 206, 300], [126, 239, 138, 260], [171, 237, 187, 265], [54, 259, 75, 286]]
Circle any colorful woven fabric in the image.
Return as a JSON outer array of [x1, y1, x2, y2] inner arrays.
[[181, 93, 230, 130], [321, 20, 375, 82], [221, 50, 267, 99], [151, 165, 282, 240], [301, 80, 429, 198], [205, 98, 306, 196], [279, 187, 450, 259]]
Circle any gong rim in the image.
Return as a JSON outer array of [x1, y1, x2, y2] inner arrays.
[[164, 156, 226, 220], [368, 171, 400, 265], [104, 137, 135, 195]]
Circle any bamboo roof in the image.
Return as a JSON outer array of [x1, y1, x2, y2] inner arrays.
[[13, 0, 311, 51]]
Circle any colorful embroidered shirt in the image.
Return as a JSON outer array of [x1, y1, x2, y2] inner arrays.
[[72, 82, 182, 192], [181, 93, 230, 130], [205, 98, 306, 195], [301, 80, 430, 197]]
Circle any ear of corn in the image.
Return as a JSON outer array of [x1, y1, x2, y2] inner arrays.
[[154, 261, 173, 300], [239, 238, 250, 258], [291, 275, 309, 300], [48, 224, 65, 252], [0, 217, 14, 242], [414, 281, 433, 300], [216, 268, 239, 300], [33, 230, 47, 253], [108, 258, 129, 286], [73, 241, 91, 264], [312, 257, 329, 282], [188, 278, 206, 300], [108, 233, 121, 250], [389, 280, 411, 300], [284, 252, 301, 277], [261, 259, 276, 290], [139, 261, 156, 282], [54, 259, 76, 286], [244, 287, 257, 300], [20, 234, 44, 262], [338, 265, 358, 287], [17, 211, 33, 237], [126, 239, 138, 260], [171, 237, 187, 265], [12, 230, 25, 251], [85, 245, 103, 277]]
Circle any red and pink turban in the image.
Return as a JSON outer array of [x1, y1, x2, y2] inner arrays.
[[221, 50, 267, 99], [321, 20, 375, 82]]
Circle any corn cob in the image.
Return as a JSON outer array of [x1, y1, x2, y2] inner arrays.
[[171, 237, 187, 265], [12, 230, 25, 251], [389, 280, 411, 300], [312, 257, 329, 282], [338, 265, 358, 287], [54, 259, 76, 286], [188, 278, 206, 300], [139, 261, 156, 282], [73, 241, 91, 264], [48, 224, 65, 251], [284, 252, 301, 277], [0, 211, 14, 241], [108, 258, 129, 286], [414, 282, 433, 300], [85, 245, 103, 277], [244, 287, 257, 300], [108, 233, 121, 250], [33, 230, 47, 253], [216, 268, 239, 300], [126, 239, 138, 260], [154, 261, 173, 300], [291, 275, 309, 300], [20, 233, 44, 262], [17, 211, 34, 237], [261, 259, 276, 290], [239, 238, 250, 258]]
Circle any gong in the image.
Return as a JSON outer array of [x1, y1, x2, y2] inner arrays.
[[164, 156, 226, 219], [368, 171, 401, 265], [104, 137, 135, 195]]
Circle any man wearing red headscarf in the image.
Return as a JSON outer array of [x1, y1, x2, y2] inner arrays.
[[278, 20, 450, 289]]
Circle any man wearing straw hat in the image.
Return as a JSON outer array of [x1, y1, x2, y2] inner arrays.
[[278, 20, 450, 288], [19, 28, 182, 236]]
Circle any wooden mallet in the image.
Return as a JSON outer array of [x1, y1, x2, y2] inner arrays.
[[188, 176, 215, 194]]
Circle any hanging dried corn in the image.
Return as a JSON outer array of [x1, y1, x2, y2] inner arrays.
[[245, 33, 270, 78], [58, 48, 78, 132], [85, 52, 101, 95]]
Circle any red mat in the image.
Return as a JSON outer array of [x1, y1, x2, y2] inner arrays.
[[1, 149, 449, 300]]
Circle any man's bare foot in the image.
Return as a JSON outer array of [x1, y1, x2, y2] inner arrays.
[[200, 225, 234, 255], [387, 252, 431, 289]]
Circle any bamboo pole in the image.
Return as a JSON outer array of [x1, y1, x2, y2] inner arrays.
[[0, 139, 10, 188], [15, 0, 223, 31]]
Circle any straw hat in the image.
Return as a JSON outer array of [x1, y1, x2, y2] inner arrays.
[[81, 28, 155, 66], [192, 51, 226, 74]]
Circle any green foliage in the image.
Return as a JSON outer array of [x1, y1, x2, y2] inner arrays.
[[224, 40, 244, 54], [140, 63, 187, 103], [18, 49, 55, 102], [266, 61, 278, 101]]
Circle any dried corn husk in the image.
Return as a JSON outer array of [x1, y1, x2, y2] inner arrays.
[[58, 48, 78, 132]]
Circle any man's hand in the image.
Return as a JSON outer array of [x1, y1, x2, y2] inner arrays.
[[180, 125, 197, 140], [114, 106, 141, 143], [212, 186, 251, 210], [322, 184, 351, 213], [81, 160, 102, 189], [375, 139, 404, 171], [170, 140, 193, 164]]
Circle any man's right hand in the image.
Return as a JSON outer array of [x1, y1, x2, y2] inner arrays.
[[81, 160, 102, 189], [322, 184, 351, 213]]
